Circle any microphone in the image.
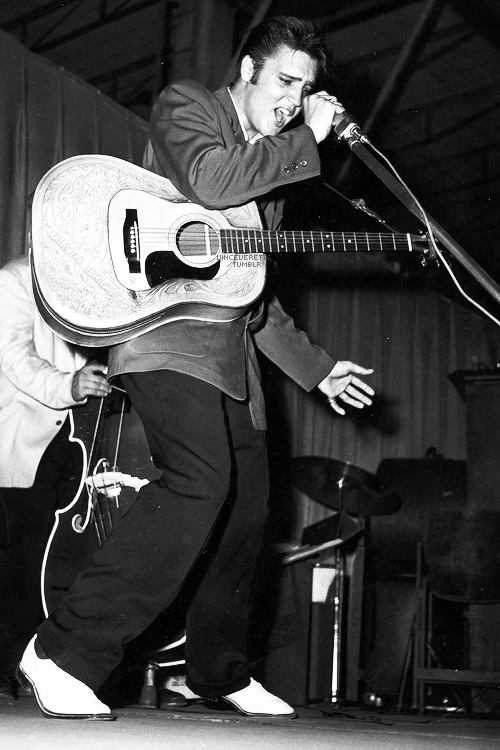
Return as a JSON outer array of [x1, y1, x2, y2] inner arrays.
[[333, 112, 368, 148]]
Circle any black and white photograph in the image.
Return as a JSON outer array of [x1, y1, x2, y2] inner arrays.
[[0, 2, 499, 748]]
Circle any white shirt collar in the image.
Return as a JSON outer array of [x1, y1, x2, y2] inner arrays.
[[227, 87, 263, 145]]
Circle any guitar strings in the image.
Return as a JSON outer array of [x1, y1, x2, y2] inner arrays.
[[131, 228, 417, 253]]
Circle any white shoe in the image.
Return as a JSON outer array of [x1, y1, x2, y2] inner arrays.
[[164, 675, 201, 700], [222, 678, 296, 718], [17, 636, 114, 720]]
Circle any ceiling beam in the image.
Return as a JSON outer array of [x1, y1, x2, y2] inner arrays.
[[88, 53, 157, 86], [448, 0, 500, 53], [361, 0, 448, 137], [390, 100, 499, 154], [152, 0, 176, 99], [220, 0, 275, 86], [392, 80, 500, 120], [0, 0, 82, 32], [335, 0, 447, 186], [328, 19, 468, 74], [396, 138, 500, 174], [323, 0, 422, 33], [30, 0, 161, 53]]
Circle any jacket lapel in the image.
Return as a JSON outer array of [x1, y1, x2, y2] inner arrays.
[[214, 86, 246, 146]]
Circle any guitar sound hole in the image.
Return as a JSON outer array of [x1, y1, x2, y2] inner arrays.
[[145, 253, 221, 287], [176, 221, 219, 258]]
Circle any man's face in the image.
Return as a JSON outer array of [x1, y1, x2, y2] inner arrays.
[[237, 45, 317, 138]]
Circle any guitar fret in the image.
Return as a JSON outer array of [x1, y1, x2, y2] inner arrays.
[[263, 230, 269, 254], [219, 229, 420, 256]]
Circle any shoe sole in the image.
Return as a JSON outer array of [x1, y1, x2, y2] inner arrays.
[[16, 666, 115, 721], [221, 696, 297, 719]]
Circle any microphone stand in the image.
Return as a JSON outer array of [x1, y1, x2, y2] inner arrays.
[[342, 133, 500, 307]]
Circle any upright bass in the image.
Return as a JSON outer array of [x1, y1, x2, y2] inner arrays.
[[41, 381, 160, 616]]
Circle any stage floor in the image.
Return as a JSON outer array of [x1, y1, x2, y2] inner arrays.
[[1, 694, 499, 750]]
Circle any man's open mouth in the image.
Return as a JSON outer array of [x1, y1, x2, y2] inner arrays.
[[274, 107, 291, 128]]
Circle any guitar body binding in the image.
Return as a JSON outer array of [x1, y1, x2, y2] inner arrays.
[[30, 155, 266, 346]]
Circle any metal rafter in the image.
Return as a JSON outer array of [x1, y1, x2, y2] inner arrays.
[[322, 0, 422, 33], [330, 20, 470, 78], [361, 0, 447, 137], [449, 0, 500, 53], [89, 53, 157, 86], [221, 0, 275, 85], [30, 0, 162, 53], [335, 0, 447, 185], [391, 101, 499, 154], [0, 0, 82, 32], [386, 81, 500, 147], [30, 0, 87, 51], [152, 0, 176, 99]]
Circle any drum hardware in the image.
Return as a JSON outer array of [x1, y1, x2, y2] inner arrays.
[[285, 456, 401, 704], [290, 456, 401, 516]]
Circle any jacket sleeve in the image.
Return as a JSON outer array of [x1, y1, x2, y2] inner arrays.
[[0, 261, 83, 409], [145, 80, 321, 209], [252, 294, 336, 391]]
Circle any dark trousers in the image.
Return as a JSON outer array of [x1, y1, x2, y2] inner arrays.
[[0, 418, 82, 674], [38, 371, 269, 697]]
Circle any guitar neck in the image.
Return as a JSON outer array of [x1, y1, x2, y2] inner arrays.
[[221, 229, 415, 254]]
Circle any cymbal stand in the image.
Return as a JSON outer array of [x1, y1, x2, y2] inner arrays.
[[330, 478, 345, 703]]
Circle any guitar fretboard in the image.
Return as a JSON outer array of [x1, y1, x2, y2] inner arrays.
[[220, 230, 414, 254]]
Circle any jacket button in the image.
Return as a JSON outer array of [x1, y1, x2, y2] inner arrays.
[[300, 160, 308, 167], [56, 420, 62, 425], [284, 166, 291, 173], [291, 162, 298, 169]]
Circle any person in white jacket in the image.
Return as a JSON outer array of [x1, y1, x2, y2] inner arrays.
[[0, 255, 111, 694]]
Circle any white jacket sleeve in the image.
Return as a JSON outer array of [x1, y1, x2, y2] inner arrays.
[[0, 257, 85, 409]]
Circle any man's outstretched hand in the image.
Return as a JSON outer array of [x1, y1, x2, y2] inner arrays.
[[317, 361, 374, 416]]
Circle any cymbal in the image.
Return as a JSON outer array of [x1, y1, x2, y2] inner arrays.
[[290, 456, 401, 516]]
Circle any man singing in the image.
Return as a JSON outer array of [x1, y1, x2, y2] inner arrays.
[[20, 15, 374, 720]]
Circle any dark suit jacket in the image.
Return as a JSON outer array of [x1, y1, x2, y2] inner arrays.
[[108, 80, 335, 429]]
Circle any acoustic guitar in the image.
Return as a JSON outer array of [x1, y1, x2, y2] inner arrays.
[[30, 155, 429, 347]]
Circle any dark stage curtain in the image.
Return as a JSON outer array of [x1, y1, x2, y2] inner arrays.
[[274, 254, 500, 536], [0, 30, 148, 268]]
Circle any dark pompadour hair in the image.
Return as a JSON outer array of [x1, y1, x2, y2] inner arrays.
[[229, 15, 332, 88]]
